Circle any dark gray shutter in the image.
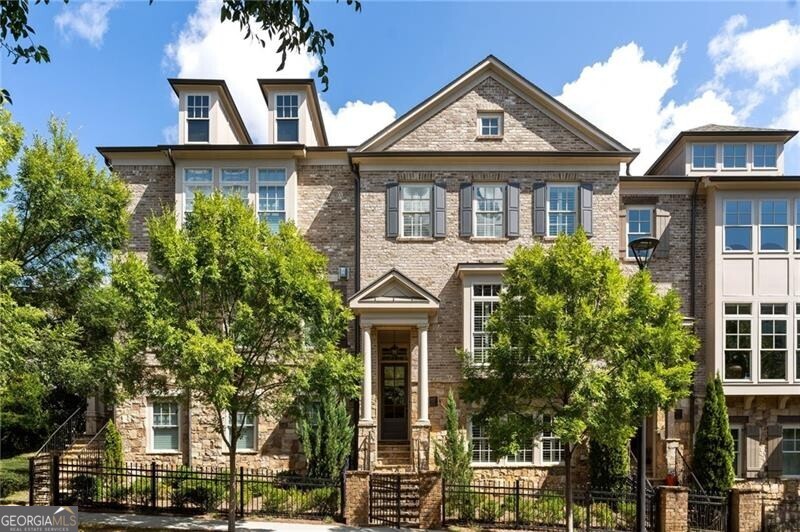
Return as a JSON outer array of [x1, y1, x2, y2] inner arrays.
[[655, 209, 670, 258], [533, 182, 546, 236], [579, 183, 593, 236], [766, 424, 783, 478], [506, 183, 520, 237], [459, 183, 473, 237], [745, 424, 761, 478], [386, 183, 399, 238], [434, 182, 446, 238]]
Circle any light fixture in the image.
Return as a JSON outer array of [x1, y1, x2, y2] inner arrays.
[[628, 237, 660, 271]]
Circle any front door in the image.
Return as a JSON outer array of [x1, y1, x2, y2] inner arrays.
[[378, 330, 409, 441]]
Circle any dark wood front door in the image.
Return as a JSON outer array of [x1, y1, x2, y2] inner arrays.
[[380, 363, 408, 441]]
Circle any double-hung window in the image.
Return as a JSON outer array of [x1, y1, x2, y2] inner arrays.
[[760, 303, 787, 381], [478, 113, 502, 137], [186, 95, 210, 142], [723, 200, 752, 251], [797, 303, 800, 381], [692, 144, 716, 169], [730, 425, 743, 477], [754, 143, 778, 169], [225, 412, 256, 451], [151, 401, 179, 451], [221, 169, 249, 204], [723, 144, 746, 169], [784, 427, 800, 476], [506, 439, 534, 464], [470, 420, 493, 463], [474, 185, 504, 237], [760, 200, 788, 251], [724, 303, 752, 381], [547, 185, 577, 236], [540, 415, 564, 465], [184, 168, 213, 215], [400, 185, 432, 237], [275, 94, 299, 142], [258, 168, 286, 232], [627, 207, 654, 258], [472, 284, 500, 365]]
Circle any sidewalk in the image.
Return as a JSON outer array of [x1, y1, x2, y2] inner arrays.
[[78, 512, 405, 532]]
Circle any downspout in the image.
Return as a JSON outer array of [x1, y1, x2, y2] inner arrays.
[[688, 175, 702, 451], [349, 154, 362, 469]]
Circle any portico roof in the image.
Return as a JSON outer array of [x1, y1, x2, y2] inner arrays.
[[349, 269, 439, 313]]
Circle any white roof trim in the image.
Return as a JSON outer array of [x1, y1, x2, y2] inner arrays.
[[349, 269, 439, 313]]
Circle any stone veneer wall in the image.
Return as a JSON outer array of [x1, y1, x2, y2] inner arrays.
[[389, 77, 594, 152], [115, 164, 175, 257]]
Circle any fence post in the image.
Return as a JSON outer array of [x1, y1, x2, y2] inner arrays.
[[395, 475, 401, 528], [28, 457, 35, 506], [150, 462, 157, 508], [51, 455, 60, 506], [441, 477, 446, 524], [238, 467, 244, 518], [514, 479, 520, 527], [340, 467, 346, 519]]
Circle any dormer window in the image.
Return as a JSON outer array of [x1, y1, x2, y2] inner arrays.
[[276, 94, 299, 142], [692, 144, 716, 169], [723, 144, 746, 169], [478, 112, 503, 138], [754, 143, 778, 168], [186, 95, 210, 142]]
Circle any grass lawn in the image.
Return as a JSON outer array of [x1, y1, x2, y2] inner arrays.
[[0, 453, 32, 504]]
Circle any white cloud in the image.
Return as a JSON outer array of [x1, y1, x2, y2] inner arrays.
[[162, 124, 178, 145], [771, 88, 800, 174], [55, 0, 118, 47], [557, 42, 737, 173], [164, 0, 395, 145]]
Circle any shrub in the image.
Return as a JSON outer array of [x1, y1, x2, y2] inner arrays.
[[103, 421, 124, 470], [618, 500, 637, 528], [69, 474, 97, 504], [0, 469, 28, 498], [694, 377, 734, 494], [171, 480, 227, 512], [591, 502, 616, 529], [434, 390, 473, 486], [304, 487, 338, 514], [260, 485, 290, 515], [589, 439, 630, 496], [573, 504, 587, 527], [533, 495, 565, 525], [475, 497, 505, 522], [297, 388, 353, 480]]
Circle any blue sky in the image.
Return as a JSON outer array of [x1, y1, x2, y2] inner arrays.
[[3, 1, 799, 173]]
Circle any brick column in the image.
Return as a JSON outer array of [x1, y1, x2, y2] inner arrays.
[[730, 487, 761, 532], [418, 471, 442, 530], [344, 471, 370, 526], [658, 486, 689, 532]]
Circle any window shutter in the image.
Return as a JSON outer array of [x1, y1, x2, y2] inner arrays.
[[619, 209, 628, 259], [655, 208, 671, 258], [433, 182, 447, 238], [533, 182, 546, 236], [386, 183, 399, 238], [766, 424, 783, 478], [459, 183, 473, 237], [506, 183, 520, 237], [745, 424, 761, 478], [579, 183, 593, 235]]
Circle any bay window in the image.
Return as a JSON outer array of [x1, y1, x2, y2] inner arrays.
[[221, 168, 249, 203], [184, 168, 213, 214]]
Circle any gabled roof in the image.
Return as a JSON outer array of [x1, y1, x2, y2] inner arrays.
[[349, 269, 439, 313], [355, 55, 631, 153], [258, 79, 329, 146], [168, 79, 253, 144]]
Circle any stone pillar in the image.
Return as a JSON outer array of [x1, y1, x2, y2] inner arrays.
[[418, 324, 429, 423], [361, 325, 372, 421], [665, 438, 681, 481], [730, 487, 761, 532], [412, 423, 431, 471], [658, 486, 689, 532], [418, 471, 442, 530], [344, 471, 370, 526]]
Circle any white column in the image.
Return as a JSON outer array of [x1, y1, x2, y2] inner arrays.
[[361, 325, 372, 421], [418, 324, 429, 423]]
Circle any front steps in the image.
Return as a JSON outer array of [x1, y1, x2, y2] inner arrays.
[[376, 442, 412, 470], [370, 473, 421, 527]]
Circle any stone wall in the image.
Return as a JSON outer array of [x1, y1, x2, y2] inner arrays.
[[659, 486, 689, 532], [113, 164, 175, 256]]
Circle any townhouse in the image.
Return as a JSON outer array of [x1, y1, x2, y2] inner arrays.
[[96, 56, 798, 492]]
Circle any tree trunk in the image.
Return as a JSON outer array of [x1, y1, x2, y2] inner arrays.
[[228, 424, 237, 532], [565, 444, 574, 532]]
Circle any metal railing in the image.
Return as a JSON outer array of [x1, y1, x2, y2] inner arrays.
[[30, 407, 86, 505], [675, 447, 707, 493], [687, 492, 728, 532], [73, 420, 110, 464], [369, 474, 401, 527], [33, 407, 86, 459]]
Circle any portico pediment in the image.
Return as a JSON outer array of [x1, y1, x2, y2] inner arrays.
[[349, 269, 439, 313]]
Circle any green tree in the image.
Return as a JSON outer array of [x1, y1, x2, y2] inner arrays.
[[103, 420, 123, 469], [434, 390, 472, 486], [589, 439, 630, 496], [693, 377, 734, 494], [112, 193, 352, 532], [297, 388, 353, 480], [461, 230, 698, 531]]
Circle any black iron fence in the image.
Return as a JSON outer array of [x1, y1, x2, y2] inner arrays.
[[369, 474, 401, 527], [50, 458, 343, 521], [687, 492, 728, 532], [763, 497, 800, 532], [443, 478, 657, 531]]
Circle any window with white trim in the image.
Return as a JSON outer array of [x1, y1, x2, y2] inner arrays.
[[258, 168, 286, 232], [724, 303, 752, 381], [540, 415, 564, 465], [506, 440, 534, 464], [760, 303, 787, 381], [754, 143, 778, 169], [184, 168, 213, 214], [151, 401, 179, 451], [478, 113, 502, 137], [275, 94, 299, 142], [723, 200, 752, 251], [547, 185, 577, 236], [221, 168, 249, 203], [470, 420, 493, 463], [626, 207, 654, 258], [783, 427, 800, 476], [400, 184, 432, 237], [723, 143, 746, 169], [186, 95, 210, 142], [796, 303, 800, 381], [692, 144, 716, 169], [474, 185, 504, 238], [796, 200, 800, 251], [760, 199, 788, 251], [730, 425, 743, 478], [225, 412, 256, 451], [472, 284, 500, 365]]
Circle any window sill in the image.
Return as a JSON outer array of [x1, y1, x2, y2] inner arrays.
[[146, 450, 182, 455], [474, 136, 503, 141], [396, 237, 436, 242], [470, 463, 561, 469], [469, 237, 509, 243], [223, 450, 259, 455]]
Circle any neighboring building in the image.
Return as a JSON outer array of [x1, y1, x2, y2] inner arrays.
[[96, 56, 798, 491]]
